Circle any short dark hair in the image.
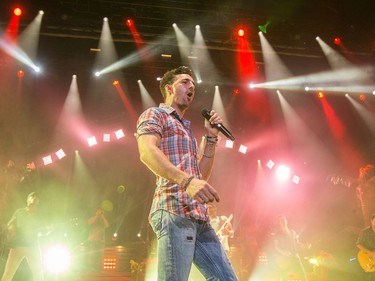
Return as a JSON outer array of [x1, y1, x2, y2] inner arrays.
[[27, 192, 39, 200], [159, 66, 193, 100]]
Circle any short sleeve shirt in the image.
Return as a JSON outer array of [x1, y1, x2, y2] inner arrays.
[[136, 104, 208, 221]]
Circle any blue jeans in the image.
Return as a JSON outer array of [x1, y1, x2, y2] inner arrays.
[[150, 210, 238, 281]]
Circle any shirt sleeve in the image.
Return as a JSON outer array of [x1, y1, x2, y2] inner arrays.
[[136, 107, 164, 138]]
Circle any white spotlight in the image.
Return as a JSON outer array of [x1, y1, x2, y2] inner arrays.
[[95, 71, 101, 77], [72, 74, 77, 79], [316, 36, 320, 40], [276, 165, 291, 181], [172, 23, 177, 27], [304, 86, 309, 91], [373, 90, 375, 95], [39, 10, 44, 15], [249, 83, 255, 89], [43, 245, 71, 274], [33, 66, 41, 73], [195, 25, 200, 29], [137, 80, 141, 83], [103, 17, 108, 21], [345, 93, 349, 97], [197, 79, 202, 84]]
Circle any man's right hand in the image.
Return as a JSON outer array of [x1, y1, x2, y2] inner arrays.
[[185, 178, 220, 204]]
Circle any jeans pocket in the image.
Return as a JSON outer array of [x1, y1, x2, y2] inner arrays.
[[150, 210, 164, 238]]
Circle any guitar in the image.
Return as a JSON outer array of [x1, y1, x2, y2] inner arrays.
[[358, 250, 375, 272], [216, 214, 233, 243]]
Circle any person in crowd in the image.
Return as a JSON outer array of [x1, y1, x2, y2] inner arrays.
[[87, 207, 109, 271], [207, 203, 234, 255], [274, 214, 310, 281], [1, 192, 44, 281], [357, 213, 375, 280]]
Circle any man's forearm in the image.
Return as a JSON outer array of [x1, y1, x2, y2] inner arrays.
[[139, 140, 189, 186]]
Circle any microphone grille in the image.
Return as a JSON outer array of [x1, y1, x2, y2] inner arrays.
[[201, 108, 210, 119]]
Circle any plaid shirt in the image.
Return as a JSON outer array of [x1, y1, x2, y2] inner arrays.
[[136, 104, 208, 222]]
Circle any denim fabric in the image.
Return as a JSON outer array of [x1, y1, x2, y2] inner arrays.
[[151, 210, 238, 281]]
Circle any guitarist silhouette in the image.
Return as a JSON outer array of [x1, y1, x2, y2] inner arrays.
[[357, 213, 375, 279], [274, 215, 310, 281], [207, 203, 234, 255]]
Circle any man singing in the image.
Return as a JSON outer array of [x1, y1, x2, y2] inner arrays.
[[136, 66, 237, 280]]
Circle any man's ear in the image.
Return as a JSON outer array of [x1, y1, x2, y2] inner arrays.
[[165, 84, 172, 94]]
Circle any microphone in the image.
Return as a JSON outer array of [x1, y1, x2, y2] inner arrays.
[[201, 108, 235, 141]]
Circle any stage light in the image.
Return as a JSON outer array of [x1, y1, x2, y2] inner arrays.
[[42, 155, 53, 166], [43, 245, 71, 274], [112, 80, 119, 86], [258, 21, 270, 34], [103, 133, 110, 142], [292, 175, 300, 184], [13, 7, 22, 17], [95, 71, 101, 77], [55, 149, 66, 159], [233, 88, 240, 95], [33, 66, 41, 73], [161, 54, 172, 58], [373, 91, 375, 95], [103, 258, 117, 270], [237, 28, 245, 37], [39, 10, 44, 15], [359, 94, 365, 101], [195, 25, 200, 29], [87, 136, 97, 147], [317, 92, 325, 99], [238, 145, 247, 154], [275, 165, 291, 181], [115, 129, 125, 139], [333, 37, 341, 45], [197, 79, 202, 84], [172, 23, 177, 27], [266, 160, 275, 170], [304, 86, 309, 91], [17, 70, 24, 78], [249, 83, 255, 89], [103, 17, 108, 22], [126, 18, 133, 27], [225, 140, 234, 148]]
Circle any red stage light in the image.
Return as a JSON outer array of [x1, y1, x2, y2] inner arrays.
[[317, 92, 325, 99], [112, 80, 119, 86], [233, 88, 240, 95], [125, 19, 133, 27], [237, 28, 245, 37], [17, 70, 24, 77], [359, 94, 365, 101], [333, 37, 341, 45], [13, 7, 22, 16]]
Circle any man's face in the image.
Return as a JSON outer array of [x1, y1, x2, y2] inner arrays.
[[168, 73, 195, 109], [27, 194, 39, 207]]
